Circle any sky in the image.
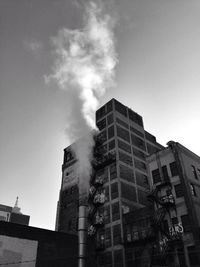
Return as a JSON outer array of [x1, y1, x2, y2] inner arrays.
[[0, 0, 200, 230]]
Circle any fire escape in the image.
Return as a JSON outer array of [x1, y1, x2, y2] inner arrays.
[[87, 133, 116, 250], [148, 180, 183, 266]]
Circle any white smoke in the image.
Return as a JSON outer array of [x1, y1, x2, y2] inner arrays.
[[46, 1, 117, 196]]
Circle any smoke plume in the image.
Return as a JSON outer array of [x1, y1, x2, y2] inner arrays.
[[46, 1, 117, 196]]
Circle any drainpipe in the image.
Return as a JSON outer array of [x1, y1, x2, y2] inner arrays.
[[78, 196, 88, 267]]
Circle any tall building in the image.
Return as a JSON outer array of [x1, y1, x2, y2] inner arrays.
[[0, 197, 30, 226], [56, 98, 163, 267]]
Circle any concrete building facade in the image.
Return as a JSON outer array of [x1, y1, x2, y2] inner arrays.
[[56, 98, 163, 267], [146, 141, 200, 266]]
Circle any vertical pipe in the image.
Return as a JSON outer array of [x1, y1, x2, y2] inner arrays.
[[78, 204, 87, 267]]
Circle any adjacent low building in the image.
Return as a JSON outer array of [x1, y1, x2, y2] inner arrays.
[[0, 221, 78, 267]]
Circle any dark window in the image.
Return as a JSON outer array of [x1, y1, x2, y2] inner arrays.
[[114, 99, 127, 117], [152, 168, 161, 184], [190, 184, 197, 196], [116, 117, 129, 129], [112, 202, 120, 221], [170, 161, 179, 177], [132, 147, 145, 160], [119, 151, 133, 166], [108, 140, 115, 150], [114, 249, 123, 267], [128, 108, 143, 127], [118, 140, 131, 154], [98, 130, 107, 143], [188, 246, 200, 266], [131, 134, 146, 151], [106, 100, 113, 113], [119, 164, 135, 183], [174, 184, 184, 198], [96, 105, 106, 121], [108, 126, 114, 139], [134, 159, 146, 171], [113, 224, 121, 245], [65, 151, 73, 163], [181, 215, 191, 233], [136, 171, 149, 189], [117, 126, 130, 143], [130, 126, 144, 137], [110, 163, 117, 180], [111, 183, 119, 200], [145, 131, 156, 142], [104, 205, 110, 224], [105, 186, 110, 202], [138, 189, 149, 206], [147, 143, 158, 154], [105, 228, 111, 248], [97, 118, 106, 130], [162, 165, 169, 181], [107, 113, 114, 125], [121, 182, 136, 202], [191, 165, 198, 180]]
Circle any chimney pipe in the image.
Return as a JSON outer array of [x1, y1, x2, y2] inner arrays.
[[78, 197, 88, 267]]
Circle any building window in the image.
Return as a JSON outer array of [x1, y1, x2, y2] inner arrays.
[[170, 161, 179, 177], [110, 163, 117, 180], [116, 117, 129, 129], [135, 171, 149, 189], [98, 130, 107, 143], [130, 126, 144, 138], [119, 151, 133, 166], [113, 224, 121, 245], [96, 105, 106, 121], [107, 113, 114, 125], [162, 165, 169, 181], [174, 184, 184, 198], [128, 108, 143, 127], [191, 165, 198, 180], [108, 140, 115, 150], [114, 99, 127, 117], [134, 159, 146, 171], [190, 184, 197, 196], [147, 143, 158, 155], [181, 214, 191, 233], [132, 147, 145, 160], [111, 183, 119, 200], [121, 182, 137, 202], [105, 186, 110, 202], [104, 205, 110, 224], [119, 164, 135, 183], [112, 202, 120, 221], [131, 134, 146, 151], [152, 168, 161, 184], [107, 100, 113, 113], [97, 118, 106, 130], [108, 125, 114, 139], [138, 189, 149, 206], [118, 140, 131, 154], [117, 125, 130, 143]]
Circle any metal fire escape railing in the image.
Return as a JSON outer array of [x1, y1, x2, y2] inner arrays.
[[148, 182, 183, 266], [87, 135, 116, 250]]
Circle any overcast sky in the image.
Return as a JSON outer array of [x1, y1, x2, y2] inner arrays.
[[0, 0, 200, 230]]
